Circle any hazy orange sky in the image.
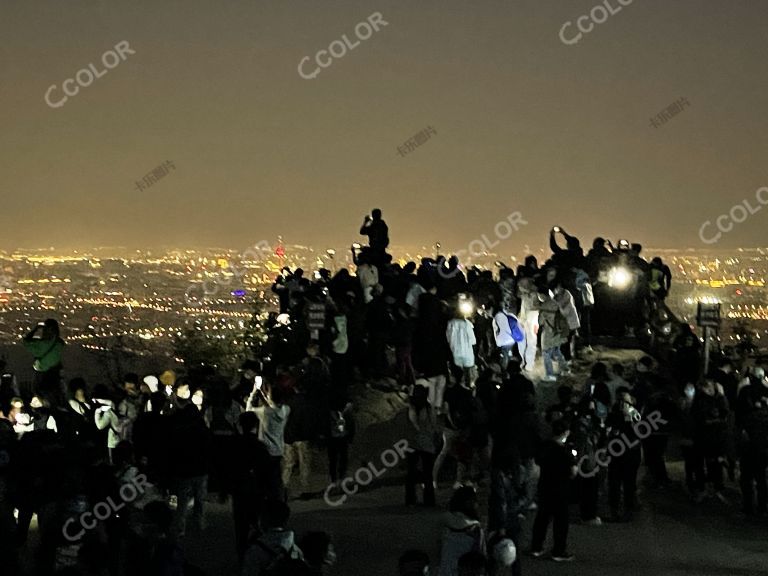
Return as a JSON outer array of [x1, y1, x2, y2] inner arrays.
[[1, 0, 767, 253]]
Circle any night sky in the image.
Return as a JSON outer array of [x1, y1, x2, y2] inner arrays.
[[2, 0, 767, 252]]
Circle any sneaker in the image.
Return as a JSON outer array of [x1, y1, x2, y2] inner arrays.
[[552, 553, 575, 562], [528, 549, 546, 558], [542, 375, 557, 382], [527, 501, 538, 511], [584, 517, 602, 526]]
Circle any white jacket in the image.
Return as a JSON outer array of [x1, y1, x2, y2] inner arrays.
[[94, 405, 123, 449], [493, 312, 516, 347], [446, 318, 476, 367]]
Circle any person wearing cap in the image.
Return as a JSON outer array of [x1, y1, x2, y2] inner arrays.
[[22, 319, 65, 406]]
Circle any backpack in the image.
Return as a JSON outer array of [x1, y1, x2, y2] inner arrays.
[[506, 314, 525, 343]]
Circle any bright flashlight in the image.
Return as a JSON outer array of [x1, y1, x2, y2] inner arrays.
[[458, 297, 474, 317], [608, 266, 632, 290]]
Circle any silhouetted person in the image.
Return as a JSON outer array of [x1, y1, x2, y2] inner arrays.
[[585, 237, 611, 279], [529, 419, 576, 562], [549, 227, 584, 272], [232, 411, 271, 561], [736, 374, 768, 516], [649, 257, 672, 300], [360, 208, 389, 265]]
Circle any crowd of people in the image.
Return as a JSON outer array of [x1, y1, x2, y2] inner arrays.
[[0, 209, 765, 576]]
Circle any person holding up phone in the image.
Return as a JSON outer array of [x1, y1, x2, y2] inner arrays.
[[247, 378, 291, 501], [359, 208, 390, 265]]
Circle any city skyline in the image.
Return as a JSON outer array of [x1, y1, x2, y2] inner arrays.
[[2, 1, 768, 251]]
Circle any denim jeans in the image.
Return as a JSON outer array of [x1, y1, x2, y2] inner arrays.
[[517, 458, 539, 510], [173, 475, 207, 536], [521, 311, 539, 369], [488, 467, 523, 575], [488, 467, 524, 534], [499, 345, 514, 370], [543, 346, 566, 377]]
